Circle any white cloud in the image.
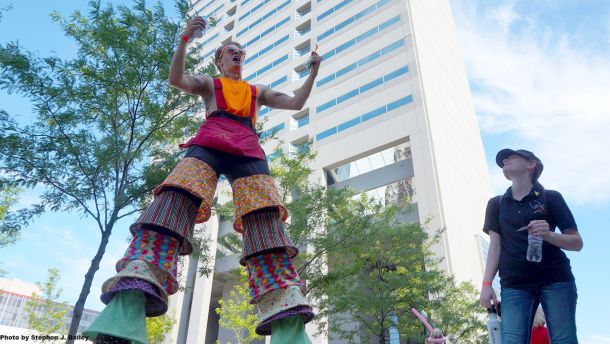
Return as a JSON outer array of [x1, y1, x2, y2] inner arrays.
[[451, 1, 610, 205]]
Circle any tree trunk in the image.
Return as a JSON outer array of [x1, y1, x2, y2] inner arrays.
[[66, 229, 112, 343]]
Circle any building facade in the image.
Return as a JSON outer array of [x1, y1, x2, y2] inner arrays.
[[0, 278, 99, 336], [168, 0, 492, 342]]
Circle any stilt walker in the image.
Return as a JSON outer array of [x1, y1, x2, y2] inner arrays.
[[84, 16, 321, 343]]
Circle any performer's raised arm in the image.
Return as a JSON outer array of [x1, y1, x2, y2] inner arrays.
[[168, 17, 213, 97], [258, 52, 322, 110]]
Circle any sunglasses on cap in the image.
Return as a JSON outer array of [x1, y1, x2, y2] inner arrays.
[[220, 45, 246, 59]]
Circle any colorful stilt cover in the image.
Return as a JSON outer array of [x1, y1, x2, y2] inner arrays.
[[84, 290, 148, 344], [270, 316, 312, 344]]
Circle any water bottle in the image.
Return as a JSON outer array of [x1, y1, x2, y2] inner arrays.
[[193, 29, 203, 38], [192, 16, 207, 38], [487, 307, 502, 344], [527, 233, 543, 262]]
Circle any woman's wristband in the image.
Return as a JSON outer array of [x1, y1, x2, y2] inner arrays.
[[482, 281, 493, 287], [180, 34, 190, 43]]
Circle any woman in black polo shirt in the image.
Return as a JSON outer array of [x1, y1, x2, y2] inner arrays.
[[479, 149, 583, 344]]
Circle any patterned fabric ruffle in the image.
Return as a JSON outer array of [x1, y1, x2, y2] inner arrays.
[[101, 277, 167, 317], [154, 157, 218, 224], [131, 190, 196, 255], [255, 305, 315, 336], [232, 174, 288, 233], [254, 286, 311, 329], [117, 228, 179, 294], [241, 210, 298, 266], [101, 260, 169, 316], [246, 252, 304, 302]]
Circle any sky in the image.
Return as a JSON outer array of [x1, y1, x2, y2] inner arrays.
[[1, 0, 609, 342]]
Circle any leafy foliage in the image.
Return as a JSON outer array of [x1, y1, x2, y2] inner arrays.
[[146, 312, 176, 344], [24, 268, 70, 343], [0, 185, 21, 248], [215, 267, 262, 344]]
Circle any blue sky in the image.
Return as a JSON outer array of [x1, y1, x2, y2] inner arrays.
[[1, 1, 609, 342]]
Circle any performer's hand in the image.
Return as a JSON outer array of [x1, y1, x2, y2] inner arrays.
[[529, 220, 551, 240], [182, 16, 207, 40], [479, 285, 498, 309], [309, 51, 322, 76]]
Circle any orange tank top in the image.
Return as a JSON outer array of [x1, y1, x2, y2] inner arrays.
[[215, 77, 258, 126]]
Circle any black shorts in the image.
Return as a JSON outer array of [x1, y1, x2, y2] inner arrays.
[[184, 145, 271, 184]]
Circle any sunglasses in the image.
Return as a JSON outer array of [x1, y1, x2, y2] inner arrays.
[[220, 46, 246, 60]]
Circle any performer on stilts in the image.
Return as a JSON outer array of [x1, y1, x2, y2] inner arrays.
[[85, 16, 321, 344]]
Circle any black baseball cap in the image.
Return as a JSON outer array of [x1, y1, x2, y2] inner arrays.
[[496, 149, 544, 180]]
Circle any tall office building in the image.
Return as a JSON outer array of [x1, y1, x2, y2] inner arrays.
[[168, 0, 492, 342]]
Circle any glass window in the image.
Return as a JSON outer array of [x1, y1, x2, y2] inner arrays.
[[357, 51, 381, 67], [384, 66, 409, 82], [297, 68, 310, 79], [260, 26, 274, 37], [337, 117, 361, 132], [335, 17, 354, 32], [333, 0, 353, 13], [274, 54, 288, 65], [387, 95, 413, 111], [361, 176, 415, 206], [238, 0, 288, 34], [380, 39, 404, 55], [360, 77, 383, 93], [316, 99, 336, 113], [337, 89, 359, 104], [261, 122, 285, 139], [297, 115, 309, 127], [335, 39, 356, 55], [259, 107, 272, 117], [322, 50, 336, 60], [380, 16, 401, 30], [357, 27, 378, 42], [318, 29, 334, 42], [317, 0, 353, 21], [355, 4, 376, 20], [316, 127, 337, 141], [270, 76, 287, 88], [335, 63, 357, 79], [316, 74, 335, 87], [258, 64, 272, 75], [361, 106, 386, 122], [327, 141, 412, 183], [289, 141, 310, 154], [246, 35, 261, 47]]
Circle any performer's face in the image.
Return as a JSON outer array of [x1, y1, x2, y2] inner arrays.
[[219, 44, 246, 74]]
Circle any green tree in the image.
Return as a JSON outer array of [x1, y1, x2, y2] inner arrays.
[[0, 185, 21, 277], [0, 1, 216, 339], [215, 267, 262, 344], [0, 185, 20, 247], [427, 281, 487, 344], [24, 268, 69, 343], [146, 312, 176, 344], [240, 149, 486, 343], [310, 202, 486, 343]]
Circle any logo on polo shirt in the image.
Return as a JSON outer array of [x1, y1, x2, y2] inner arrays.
[[530, 199, 547, 215]]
